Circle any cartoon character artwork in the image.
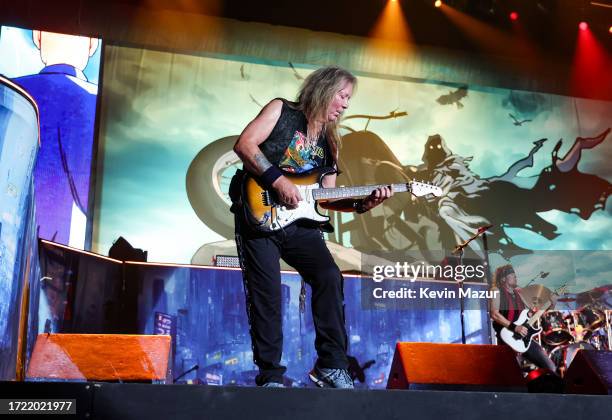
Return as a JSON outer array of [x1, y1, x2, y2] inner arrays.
[[12, 30, 100, 248]]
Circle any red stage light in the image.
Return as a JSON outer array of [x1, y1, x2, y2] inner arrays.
[[434, 0, 442, 7], [509, 12, 518, 21], [571, 18, 610, 98], [579, 22, 588, 31]]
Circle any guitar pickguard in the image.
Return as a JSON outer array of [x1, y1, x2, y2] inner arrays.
[[268, 183, 329, 231], [500, 309, 543, 353]]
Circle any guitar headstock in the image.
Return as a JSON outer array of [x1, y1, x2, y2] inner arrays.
[[409, 181, 443, 197]]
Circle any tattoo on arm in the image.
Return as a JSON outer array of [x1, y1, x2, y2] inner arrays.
[[254, 152, 272, 173]]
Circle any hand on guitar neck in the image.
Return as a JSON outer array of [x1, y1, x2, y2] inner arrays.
[[360, 184, 394, 212]]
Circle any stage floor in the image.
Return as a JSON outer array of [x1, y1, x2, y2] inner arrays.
[[1, 381, 611, 420]]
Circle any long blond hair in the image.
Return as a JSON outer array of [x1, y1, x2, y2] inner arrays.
[[297, 66, 357, 162]]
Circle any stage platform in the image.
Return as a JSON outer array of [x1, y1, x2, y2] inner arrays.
[[1, 381, 611, 420]]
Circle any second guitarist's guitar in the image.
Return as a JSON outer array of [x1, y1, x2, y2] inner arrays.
[[241, 166, 443, 232], [500, 286, 566, 353]]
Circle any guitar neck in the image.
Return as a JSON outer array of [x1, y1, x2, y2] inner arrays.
[[524, 285, 565, 327], [312, 183, 409, 201], [526, 300, 552, 327]]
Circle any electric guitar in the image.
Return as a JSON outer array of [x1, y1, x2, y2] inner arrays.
[[241, 166, 443, 232], [500, 286, 566, 353]]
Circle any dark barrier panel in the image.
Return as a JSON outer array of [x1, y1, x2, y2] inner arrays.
[[36, 241, 123, 335]]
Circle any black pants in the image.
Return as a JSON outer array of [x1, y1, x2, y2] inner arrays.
[[496, 333, 557, 373], [235, 215, 348, 385], [521, 340, 557, 372]]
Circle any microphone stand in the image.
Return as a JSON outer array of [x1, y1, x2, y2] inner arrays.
[[452, 226, 492, 345], [174, 364, 199, 383], [481, 231, 494, 344]]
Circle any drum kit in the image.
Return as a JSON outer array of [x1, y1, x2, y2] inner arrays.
[[530, 284, 612, 376]]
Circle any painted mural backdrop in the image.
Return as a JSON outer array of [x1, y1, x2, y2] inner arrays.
[[95, 45, 611, 293], [0, 26, 102, 249]]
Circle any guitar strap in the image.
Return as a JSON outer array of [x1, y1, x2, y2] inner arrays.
[[229, 169, 264, 229], [228, 169, 245, 213]]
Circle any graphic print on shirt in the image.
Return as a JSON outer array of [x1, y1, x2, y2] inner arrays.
[[278, 130, 325, 173]]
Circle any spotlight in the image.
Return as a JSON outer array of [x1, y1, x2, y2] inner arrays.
[[434, 0, 442, 7], [609, 26, 612, 34], [509, 12, 518, 21], [579, 22, 588, 31]]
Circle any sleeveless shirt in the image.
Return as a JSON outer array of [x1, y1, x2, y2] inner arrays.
[[492, 286, 526, 338], [259, 99, 333, 172]]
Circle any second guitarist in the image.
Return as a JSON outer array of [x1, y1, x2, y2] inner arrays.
[[489, 264, 557, 372]]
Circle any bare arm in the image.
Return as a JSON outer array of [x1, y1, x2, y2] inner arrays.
[[233, 99, 282, 175], [233, 99, 302, 207]]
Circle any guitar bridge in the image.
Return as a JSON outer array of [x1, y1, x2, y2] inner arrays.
[[261, 190, 272, 206]]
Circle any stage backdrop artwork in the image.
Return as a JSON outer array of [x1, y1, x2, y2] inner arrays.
[[94, 42, 611, 293], [0, 26, 102, 249], [90, 26, 611, 387]]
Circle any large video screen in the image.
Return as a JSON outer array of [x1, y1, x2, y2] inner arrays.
[[94, 43, 611, 280], [0, 26, 102, 249]]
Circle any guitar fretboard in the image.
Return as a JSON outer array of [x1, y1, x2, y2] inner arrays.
[[312, 183, 409, 201]]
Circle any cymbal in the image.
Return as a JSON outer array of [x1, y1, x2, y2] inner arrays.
[[519, 284, 553, 306], [576, 286, 611, 306]]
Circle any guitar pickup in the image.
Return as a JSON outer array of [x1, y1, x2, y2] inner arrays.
[[261, 190, 272, 206]]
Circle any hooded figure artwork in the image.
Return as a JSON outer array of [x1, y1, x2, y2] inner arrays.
[[415, 129, 611, 253]]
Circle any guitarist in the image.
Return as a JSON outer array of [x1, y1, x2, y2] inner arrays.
[[489, 264, 556, 372], [231, 66, 392, 388]]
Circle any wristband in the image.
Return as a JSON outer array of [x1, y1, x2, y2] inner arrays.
[[260, 166, 283, 189]]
